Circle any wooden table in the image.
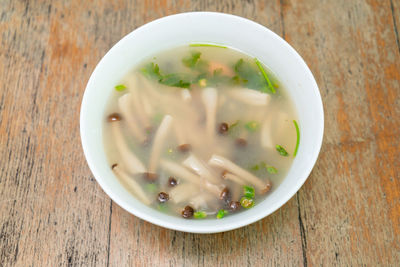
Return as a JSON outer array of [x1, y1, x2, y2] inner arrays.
[[1, 0, 399, 266]]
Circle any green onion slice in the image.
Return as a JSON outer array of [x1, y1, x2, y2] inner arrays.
[[243, 185, 255, 198], [276, 145, 289, 157], [216, 209, 228, 219], [194, 211, 207, 219], [293, 120, 300, 157], [240, 197, 255, 209], [115, 84, 127, 91], [189, 43, 227, 48]]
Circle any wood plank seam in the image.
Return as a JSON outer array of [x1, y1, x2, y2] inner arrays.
[[389, 0, 400, 54], [279, 0, 286, 40], [280, 2, 308, 266], [107, 200, 113, 267], [296, 193, 308, 267]]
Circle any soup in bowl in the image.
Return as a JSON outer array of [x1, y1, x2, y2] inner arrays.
[[80, 12, 324, 233]]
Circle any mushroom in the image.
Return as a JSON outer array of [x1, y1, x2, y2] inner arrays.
[[118, 93, 147, 144], [229, 88, 271, 106], [221, 171, 246, 185], [183, 154, 220, 184], [160, 159, 223, 197], [201, 87, 218, 140], [169, 183, 199, 204], [148, 115, 173, 173], [131, 87, 151, 129], [208, 154, 271, 193], [181, 89, 192, 102], [108, 113, 146, 174], [112, 164, 151, 205], [189, 193, 216, 210], [261, 111, 296, 151]]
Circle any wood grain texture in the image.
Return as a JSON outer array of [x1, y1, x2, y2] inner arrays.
[[0, 0, 399, 266], [282, 0, 400, 265]]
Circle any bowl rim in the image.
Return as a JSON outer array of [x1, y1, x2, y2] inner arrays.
[[80, 11, 324, 233]]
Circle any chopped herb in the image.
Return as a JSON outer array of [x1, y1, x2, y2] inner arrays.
[[205, 68, 232, 86], [243, 185, 255, 198], [253, 162, 278, 174], [250, 164, 260, 171], [182, 51, 208, 72], [245, 121, 260, 132], [141, 62, 162, 80], [254, 58, 276, 94], [159, 73, 192, 88], [240, 197, 255, 209], [182, 51, 201, 68], [189, 43, 227, 48], [276, 145, 289, 157], [234, 58, 270, 93], [231, 74, 248, 85], [115, 84, 127, 91], [266, 166, 278, 174], [194, 211, 207, 219], [293, 120, 300, 157], [227, 120, 241, 137], [216, 209, 228, 219], [230, 120, 240, 129], [141, 62, 193, 89], [145, 183, 157, 193]]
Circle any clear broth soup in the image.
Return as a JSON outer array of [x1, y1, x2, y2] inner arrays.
[[103, 45, 299, 219]]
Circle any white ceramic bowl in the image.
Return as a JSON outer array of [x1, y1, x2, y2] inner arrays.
[[80, 12, 324, 233]]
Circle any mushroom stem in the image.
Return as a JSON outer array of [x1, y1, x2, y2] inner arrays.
[[169, 183, 198, 204], [229, 88, 271, 106], [261, 115, 273, 149], [112, 164, 151, 205], [148, 115, 173, 173], [181, 89, 192, 102], [138, 74, 198, 120], [222, 171, 246, 185], [160, 159, 201, 185], [183, 154, 220, 184], [173, 122, 186, 146], [140, 91, 154, 119], [131, 87, 151, 129], [189, 193, 215, 210], [118, 93, 147, 143], [111, 121, 146, 174], [201, 87, 218, 140], [160, 160, 221, 197], [208, 154, 269, 193], [261, 111, 295, 151]]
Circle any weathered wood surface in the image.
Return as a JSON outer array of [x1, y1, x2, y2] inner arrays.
[[0, 0, 399, 266]]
